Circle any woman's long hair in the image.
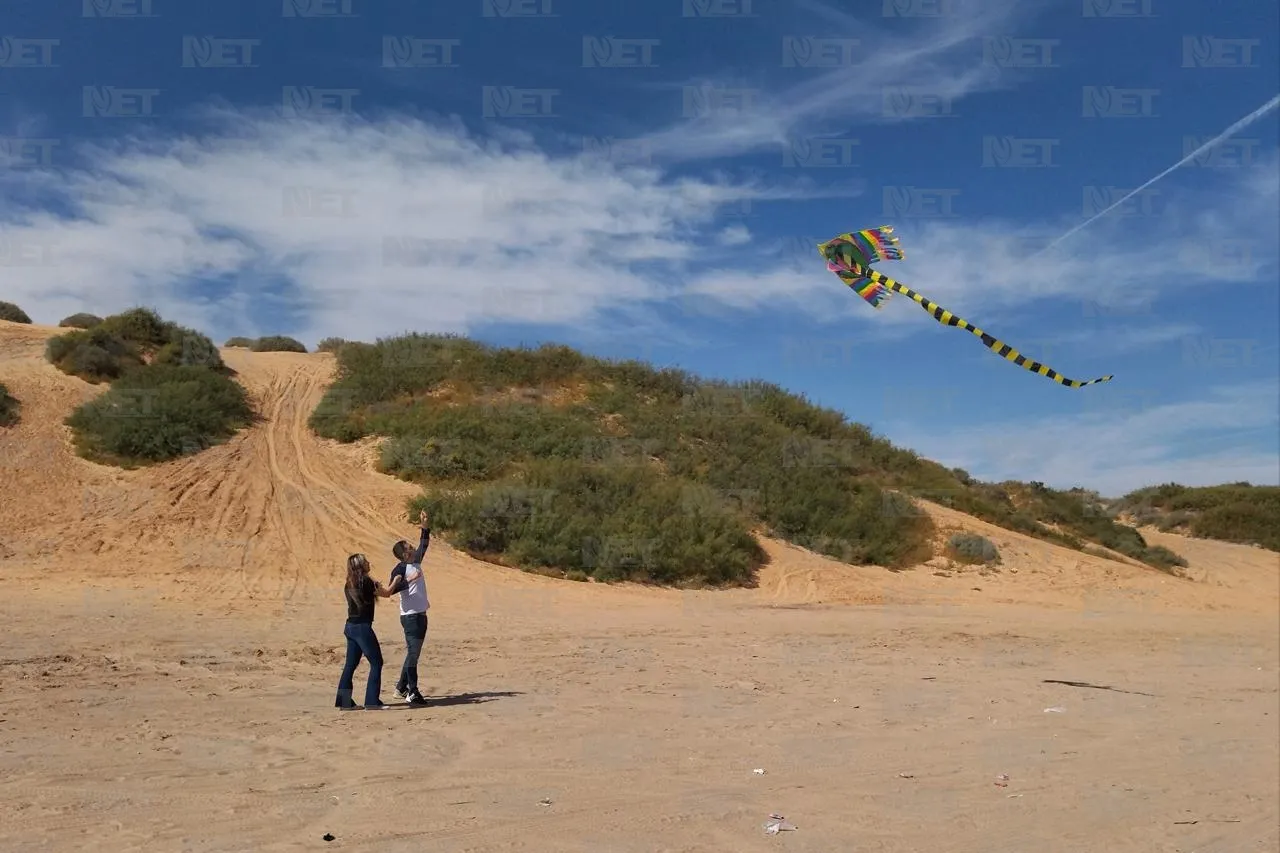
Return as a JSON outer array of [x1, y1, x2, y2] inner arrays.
[[346, 553, 371, 603]]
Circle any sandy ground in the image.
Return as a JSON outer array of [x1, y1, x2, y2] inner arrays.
[[2, 318, 1277, 852]]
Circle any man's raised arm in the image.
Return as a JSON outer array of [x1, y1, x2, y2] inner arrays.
[[410, 510, 430, 563]]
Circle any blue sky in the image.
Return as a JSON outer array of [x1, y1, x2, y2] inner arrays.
[[1, 0, 1277, 495]]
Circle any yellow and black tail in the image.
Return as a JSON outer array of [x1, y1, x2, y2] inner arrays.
[[861, 269, 1114, 388]]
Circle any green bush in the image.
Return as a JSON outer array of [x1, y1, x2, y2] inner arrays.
[[154, 325, 225, 371], [97, 307, 171, 348], [59, 313, 103, 329], [317, 337, 346, 353], [0, 382, 19, 427], [224, 337, 255, 348], [0, 301, 32, 324], [1112, 483, 1280, 551], [412, 461, 766, 587], [46, 326, 144, 383], [1141, 544, 1189, 575], [46, 310, 226, 383], [64, 364, 253, 465], [252, 335, 308, 353], [944, 533, 1001, 565]]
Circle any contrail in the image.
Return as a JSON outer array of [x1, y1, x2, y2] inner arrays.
[[1038, 93, 1280, 253]]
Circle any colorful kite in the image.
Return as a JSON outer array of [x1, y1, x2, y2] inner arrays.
[[817, 226, 1114, 388]]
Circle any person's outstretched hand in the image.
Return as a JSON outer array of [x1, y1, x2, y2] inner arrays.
[[418, 509, 429, 528]]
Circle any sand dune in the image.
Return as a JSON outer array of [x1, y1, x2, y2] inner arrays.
[[1, 318, 1276, 852]]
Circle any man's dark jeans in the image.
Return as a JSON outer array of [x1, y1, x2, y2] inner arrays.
[[336, 621, 383, 707], [396, 612, 428, 695]]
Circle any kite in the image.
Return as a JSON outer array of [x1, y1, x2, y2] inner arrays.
[[817, 226, 1114, 388]]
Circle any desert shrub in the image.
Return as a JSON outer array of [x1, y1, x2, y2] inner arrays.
[[413, 460, 766, 587], [59, 313, 103, 329], [0, 301, 32, 323], [1109, 483, 1280, 551], [224, 337, 255, 348], [317, 337, 347, 353], [252, 335, 307, 353], [944, 533, 1001, 565], [45, 327, 144, 383], [64, 364, 252, 465], [153, 325, 225, 371], [47, 308, 228, 383], [97, 307, 171, 348], [0, 382, 18, 427], [1141, 544, 1189, 574]]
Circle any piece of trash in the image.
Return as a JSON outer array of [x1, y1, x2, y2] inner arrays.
[[322, 833, 335, 841], [753, 768, 766, 775], [763, 814, 797, 834], [994, 774, 1009, 787], [1007, 793, 1023, 798], [539, 798, 552, 806], [898, 773, 914, 778], [1044, 706, 1066, 713]]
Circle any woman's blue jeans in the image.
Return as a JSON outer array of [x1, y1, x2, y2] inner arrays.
[[336, 621, 383, 706]]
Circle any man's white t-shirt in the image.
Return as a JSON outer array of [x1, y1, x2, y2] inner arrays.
[[391, 561, 429, 615]]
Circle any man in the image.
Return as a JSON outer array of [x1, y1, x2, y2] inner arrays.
[[386, 509, 431, 706]]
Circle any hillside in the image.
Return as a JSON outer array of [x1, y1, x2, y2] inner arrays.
[[308, 333, 1201, 584], [4, 311, 1277, 605], [0, 311, 1277, 628], [1109, 483, 1280, 552]]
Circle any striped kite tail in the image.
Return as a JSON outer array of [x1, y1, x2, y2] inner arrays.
[[862, 270, 1115, 388]]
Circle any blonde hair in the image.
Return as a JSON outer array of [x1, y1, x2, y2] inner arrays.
[[345, 553, 371, 599]]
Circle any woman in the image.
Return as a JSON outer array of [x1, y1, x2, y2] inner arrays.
[[335, 553, 395, 710]]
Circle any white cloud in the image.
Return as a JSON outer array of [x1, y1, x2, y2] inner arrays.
[[637, 0, 1031, 163], [0, 110, 783, 345], [889, 380, 1280, 496]]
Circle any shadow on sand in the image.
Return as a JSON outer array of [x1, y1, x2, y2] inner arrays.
[[382, 690, 524, 711]]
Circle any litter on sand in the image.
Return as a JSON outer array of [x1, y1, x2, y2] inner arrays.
[[753, 768, 766, 774], [764, 814, 797, 835], [1044, 706, 1066, 713], [994, 774, 1010, 787]]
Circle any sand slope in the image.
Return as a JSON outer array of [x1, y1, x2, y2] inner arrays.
[[1, 318, 1276, 852]]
